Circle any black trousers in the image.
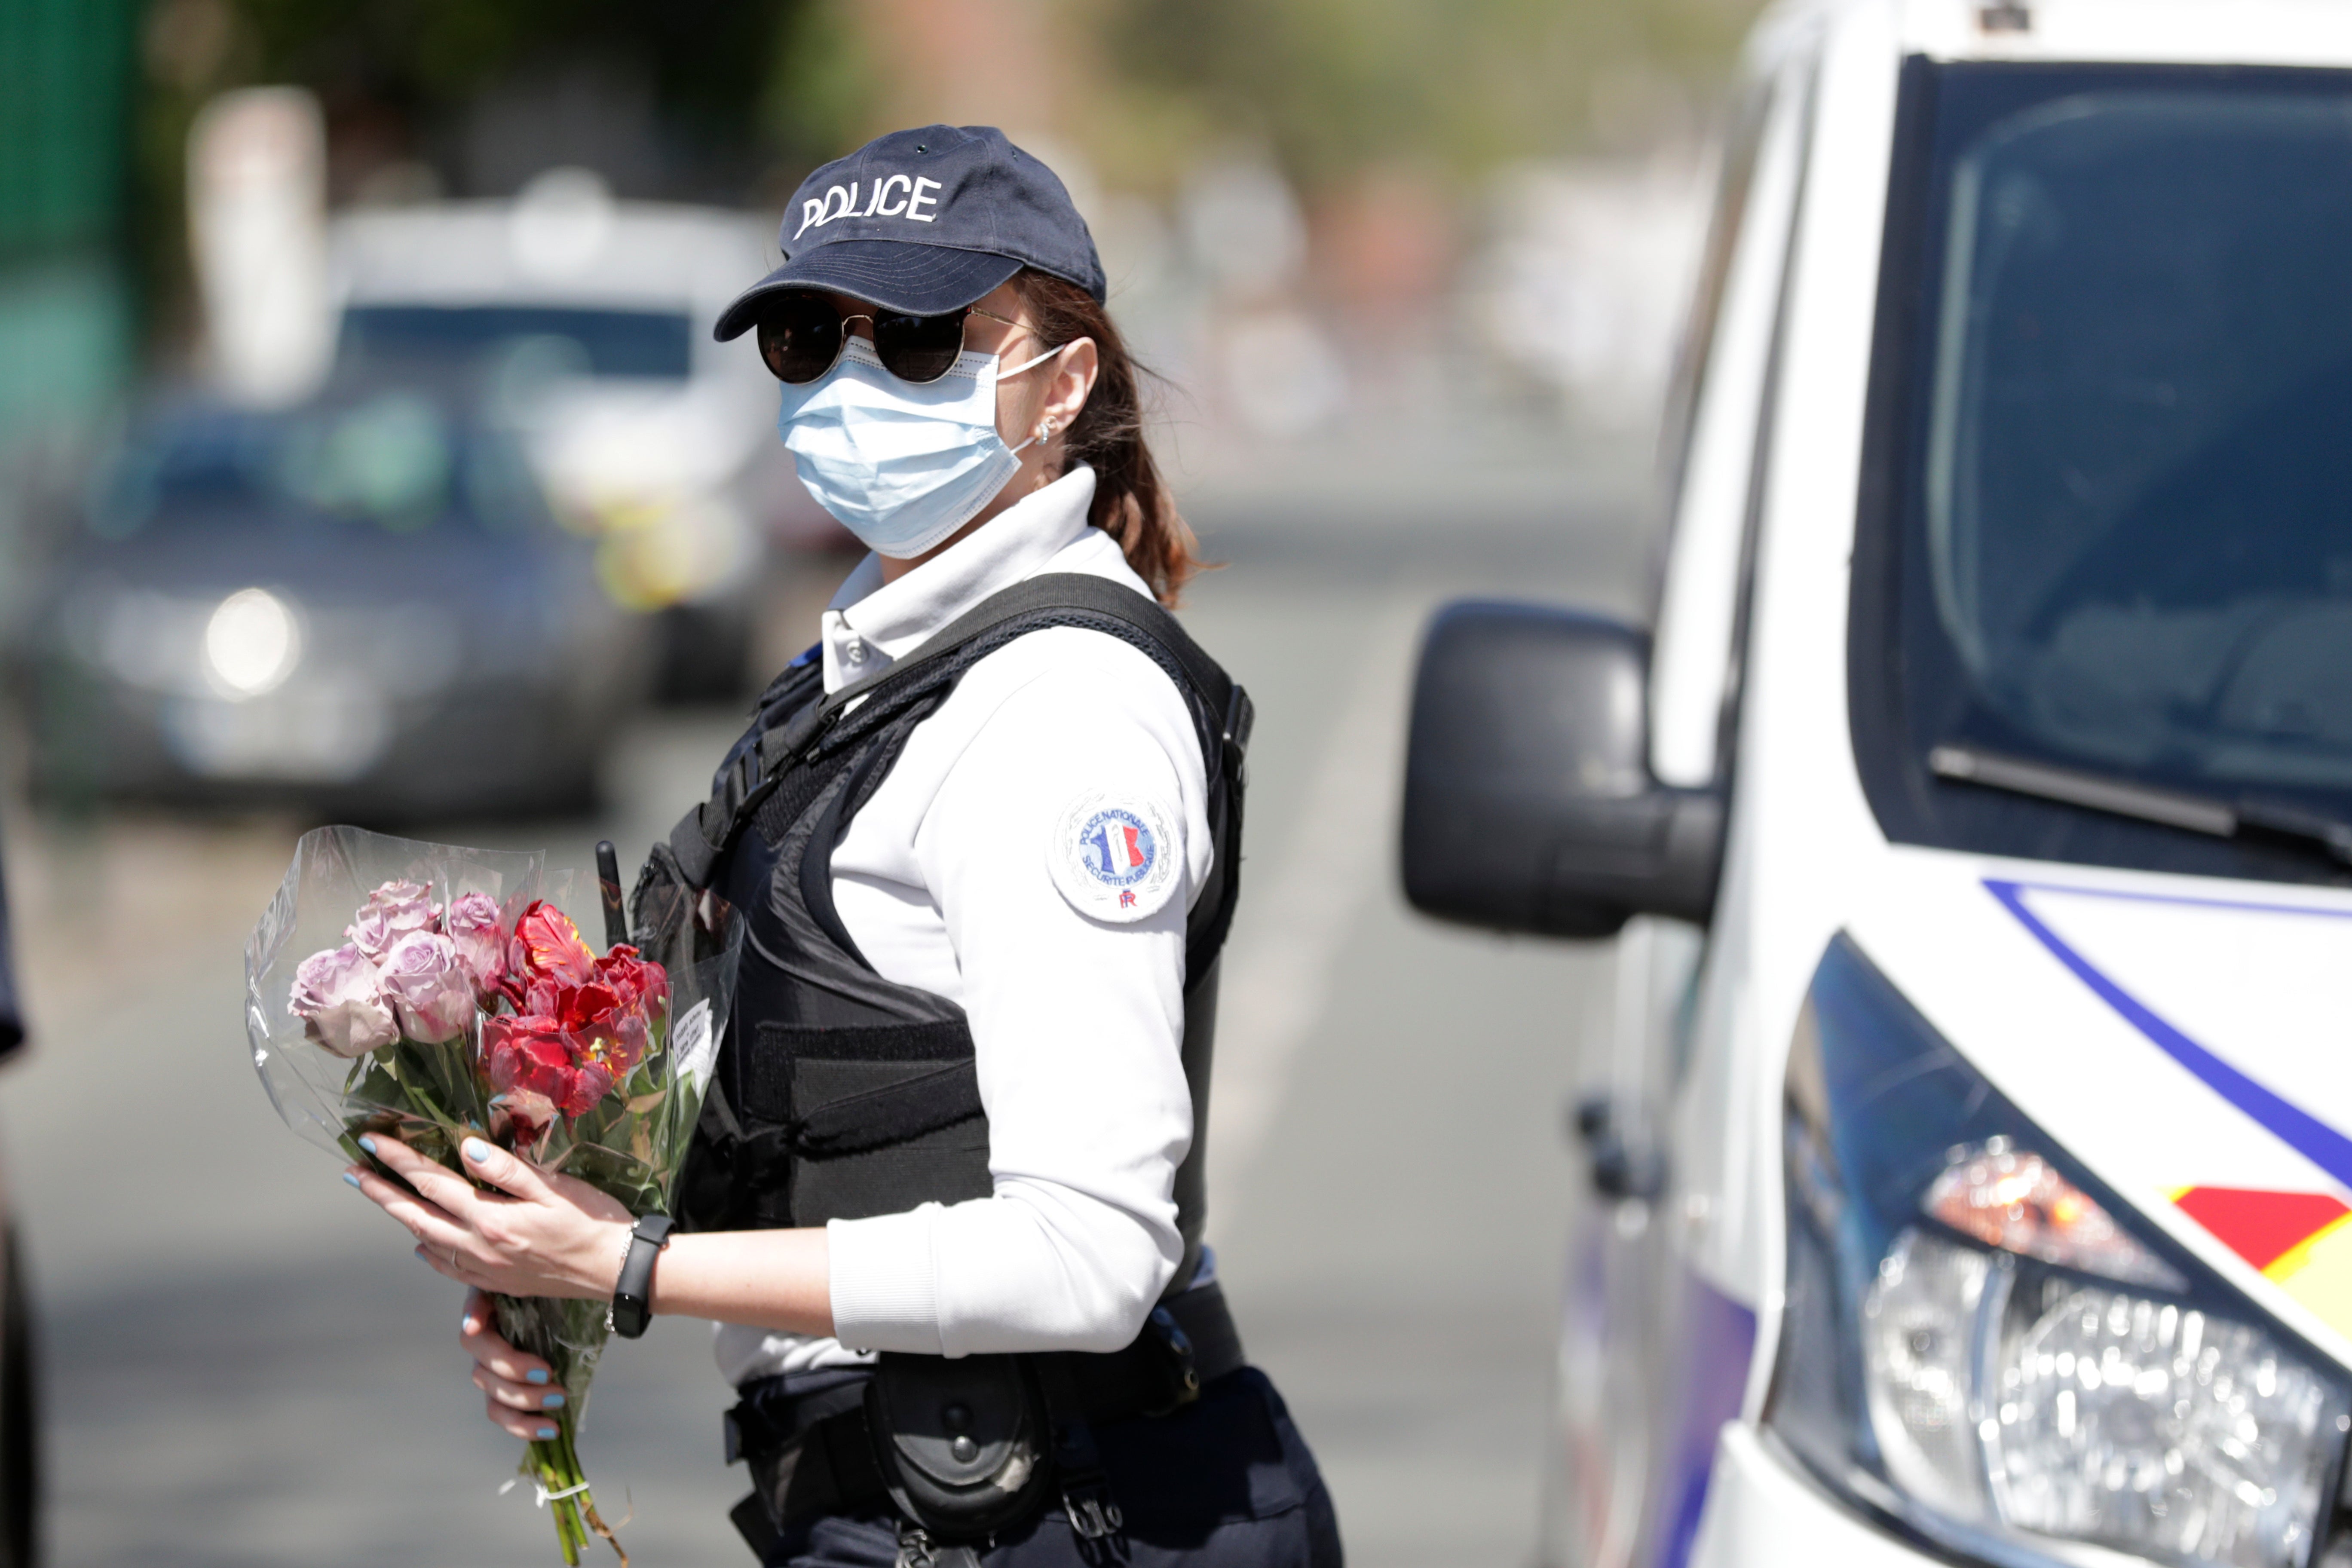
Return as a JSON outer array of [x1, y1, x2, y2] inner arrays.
[[760, 1368, 1344, 1568]]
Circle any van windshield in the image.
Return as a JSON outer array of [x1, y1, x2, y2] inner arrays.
[[88, 392, 551, 541], [1854, 62, 2352, 883], [339, 305, 694, 380]]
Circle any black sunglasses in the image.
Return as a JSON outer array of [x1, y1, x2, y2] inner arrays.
[[755, 292, 1033, 386]]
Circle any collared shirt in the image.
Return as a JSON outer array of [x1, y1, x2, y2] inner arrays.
[[714, 466, 1214, 1384]]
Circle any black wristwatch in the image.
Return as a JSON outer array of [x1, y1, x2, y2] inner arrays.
[[610, 1213, 674, 1339]]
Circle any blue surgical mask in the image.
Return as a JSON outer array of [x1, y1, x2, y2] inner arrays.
[[778, 337, 1060, 558]]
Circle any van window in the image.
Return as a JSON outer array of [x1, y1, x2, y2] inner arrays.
[[1852, 61, 2352, 884]]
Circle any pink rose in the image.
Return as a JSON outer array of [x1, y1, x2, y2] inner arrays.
[[443, 892, 508, 1000], [377, 931, 475, 1044], [347, 879, 439, 960], [289, 944, 399, 1058]]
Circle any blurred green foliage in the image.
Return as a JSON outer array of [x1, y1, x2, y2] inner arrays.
[[107, 0, 1761, 353], [132, 0, 818, 343], [0, 0, 139, 432], [0, 0, 138, 257], [1096, 0, 1764, 185], [227, 0, 799, 147], [759, 0, 881, 172]]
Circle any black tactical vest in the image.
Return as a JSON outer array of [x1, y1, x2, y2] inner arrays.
[[654, 574, 1250, 1295]]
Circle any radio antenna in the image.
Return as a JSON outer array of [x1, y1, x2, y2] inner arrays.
[[595, 840, 628, 950]]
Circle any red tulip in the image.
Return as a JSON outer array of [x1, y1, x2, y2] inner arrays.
[[508, 901, 595, 991], [557, 981, 622, 1032], [481, 916, 670, 1120], [593, 947, 669, 1015], [484, 1011, 630, 1124], [483, 1014, 571, 1099]]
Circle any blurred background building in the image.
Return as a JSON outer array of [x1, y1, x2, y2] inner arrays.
[[0, 0, 1765, 1562]]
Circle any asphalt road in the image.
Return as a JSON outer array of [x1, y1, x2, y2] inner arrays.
[[0, 424, 1647, 1567]]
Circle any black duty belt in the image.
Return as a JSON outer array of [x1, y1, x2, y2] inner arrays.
[[724, 1281, 1246, 1548]]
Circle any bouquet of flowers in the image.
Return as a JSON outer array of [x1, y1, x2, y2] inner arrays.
[[244, 826, 734, 1564]]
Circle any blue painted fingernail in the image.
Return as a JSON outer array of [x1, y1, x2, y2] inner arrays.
[[537, 1426, 558, 1440], [526, 1368, 549, 1385], [356, 1136, 378, 1155], [343, 1171, 362, 1189], [464, 1139, 491, 1164], [542, 1393, 566, 1410]]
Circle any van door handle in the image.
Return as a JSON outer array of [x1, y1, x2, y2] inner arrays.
[[1569, 1092, 1666, 1201]]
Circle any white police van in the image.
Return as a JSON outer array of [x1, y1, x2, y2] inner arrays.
[[1400, 6, 2352, 1568]]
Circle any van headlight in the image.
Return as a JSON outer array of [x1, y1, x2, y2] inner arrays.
[[1767, 936, 2351, 1568]]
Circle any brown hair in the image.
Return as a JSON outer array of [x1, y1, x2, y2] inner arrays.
[[1012, 269, 1205, 606]]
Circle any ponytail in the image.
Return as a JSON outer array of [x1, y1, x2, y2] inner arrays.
[[1014, 270, 1205, 606]]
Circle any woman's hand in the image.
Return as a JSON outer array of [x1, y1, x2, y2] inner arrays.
[[459, 1288, 570, 1441], [344, 1133, 632, 1301]]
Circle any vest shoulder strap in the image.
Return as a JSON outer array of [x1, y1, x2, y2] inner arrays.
[[668, 572, 1253, 892]]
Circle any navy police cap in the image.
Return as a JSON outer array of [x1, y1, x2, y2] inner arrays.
[[714, 124, 1106, 340]]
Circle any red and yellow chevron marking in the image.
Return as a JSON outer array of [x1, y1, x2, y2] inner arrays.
[[2173, 1186, 2352, 1340]]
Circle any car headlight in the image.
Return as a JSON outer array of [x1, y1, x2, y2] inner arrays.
[[204, 587, 301, 697], [1767, 935, 2350, 1568]]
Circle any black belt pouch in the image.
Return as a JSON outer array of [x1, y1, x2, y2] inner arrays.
[[865, 1352, 1057, 1540]]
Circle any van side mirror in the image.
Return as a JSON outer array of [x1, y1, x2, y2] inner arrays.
[[1399, 600, 1723, 937]]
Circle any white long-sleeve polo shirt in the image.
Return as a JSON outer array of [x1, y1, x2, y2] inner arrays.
[[713, 465, 1213, 1384]]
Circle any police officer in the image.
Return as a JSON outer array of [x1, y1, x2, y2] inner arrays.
[[349, 125, 1343, 1568]]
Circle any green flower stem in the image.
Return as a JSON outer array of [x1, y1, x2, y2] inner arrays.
[[524, 1411, 625, 1565], [524, 1427, 585, 1564], [493, 1292, 625, 1565]]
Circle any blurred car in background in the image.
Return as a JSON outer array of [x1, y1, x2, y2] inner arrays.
[[26, 379, 650, 820], [330, 169, 798, 699]]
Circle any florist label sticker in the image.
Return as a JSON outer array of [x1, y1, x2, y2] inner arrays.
[[672, 999, 717, 1092], [1048, 790, 1180, 924]]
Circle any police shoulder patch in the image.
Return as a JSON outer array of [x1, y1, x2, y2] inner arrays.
[[1047, 790, 1181, 924]]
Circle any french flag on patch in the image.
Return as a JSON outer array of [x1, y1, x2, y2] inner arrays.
[[1050, 796, 1171, 922], [1091, 821, 1147, 877]]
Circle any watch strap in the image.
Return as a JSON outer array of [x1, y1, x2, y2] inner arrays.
[[610, 1212, 674, 1339]]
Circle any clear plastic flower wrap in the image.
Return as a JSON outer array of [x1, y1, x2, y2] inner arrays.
[[245, 826, 737, 1564]]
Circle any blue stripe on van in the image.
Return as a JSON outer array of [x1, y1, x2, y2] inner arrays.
[[1650, 1268, 1758, 1568], [1985, 878, 2352, 1191]]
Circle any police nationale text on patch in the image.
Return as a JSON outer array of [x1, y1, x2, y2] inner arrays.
[[1047, 790, 1180, 923]]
